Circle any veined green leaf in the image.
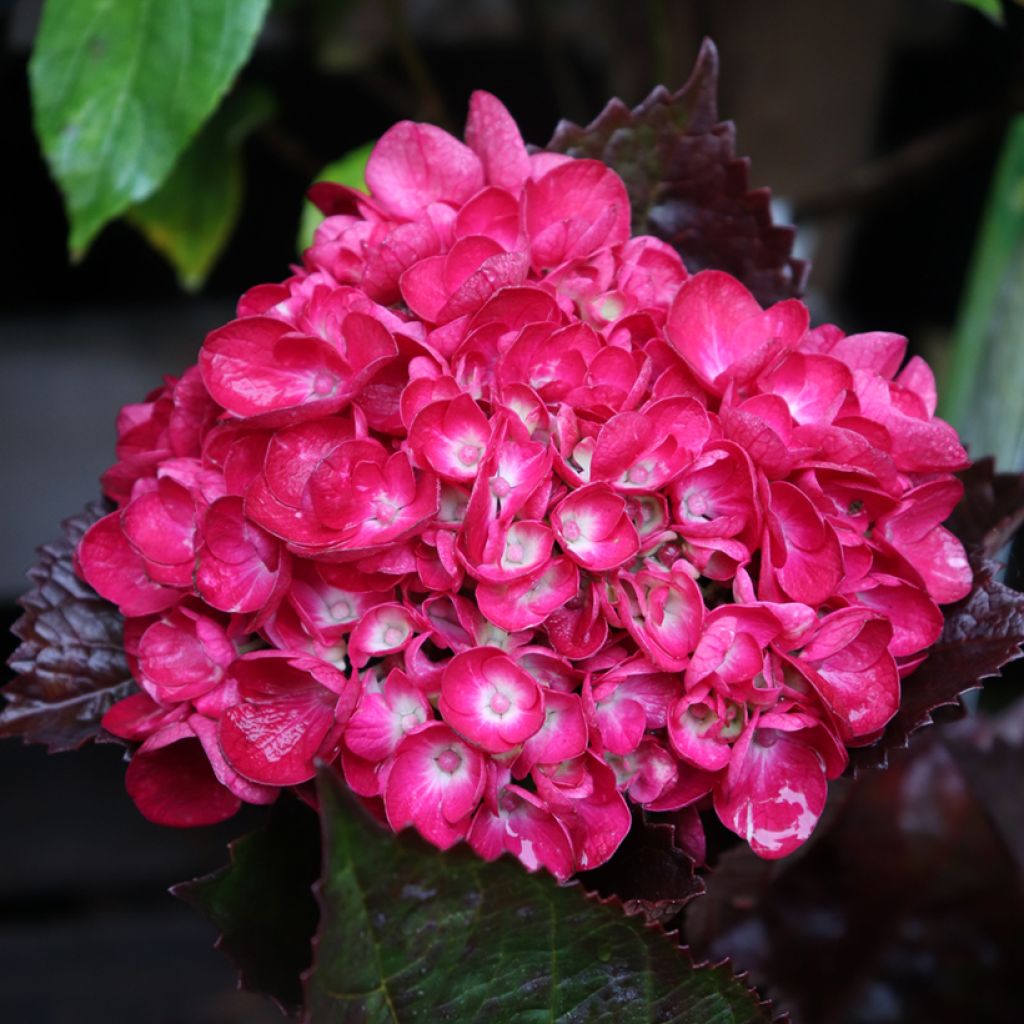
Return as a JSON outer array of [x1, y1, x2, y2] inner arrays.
[[30, 0, 270, 257], [126, 87, 274, 290], [303, 768, 774, 1023]]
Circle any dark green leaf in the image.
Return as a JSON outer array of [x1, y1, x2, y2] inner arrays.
[[2, 499, 134, 752], [545, 39, 807, 307], [173, 796, 322, 1018], [297, 142, 375, 253], [127, 86, 275, 290], [30, 0, 270, 257], [305, 767, 774, 1024]]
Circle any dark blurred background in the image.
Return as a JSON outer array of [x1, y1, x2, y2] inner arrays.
[[2, 0, 1023, 1021]]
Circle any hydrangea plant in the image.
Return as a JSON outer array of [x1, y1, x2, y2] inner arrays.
[[6, 40, 1024, 1023]]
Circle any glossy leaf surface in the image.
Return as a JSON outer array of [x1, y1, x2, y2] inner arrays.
[[30, 0, 270, 255]]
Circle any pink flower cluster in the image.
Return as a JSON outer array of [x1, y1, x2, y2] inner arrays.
[[78, 93, 972, 878]]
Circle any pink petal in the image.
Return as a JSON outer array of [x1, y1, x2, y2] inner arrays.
[[714, 726, 828, 859], [383, 724, 485, 848], [476, 557, 579, 631], [77, 513, 184, 616], [464, 91, 531, 192], [365, 122, 484, 219], [767, 481, 844, 604], [439, 647, 545, 753], [524, 159, 631, 269], [126, 727, 240, 827]]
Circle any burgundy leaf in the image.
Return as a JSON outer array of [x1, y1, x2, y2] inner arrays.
[[579, 810, 706, 926], [849, 558, 1024, 773], [685, 710, 1024, 1023], [545, 38, 808, 306], [947, 457, 1024, 558], [943, 698, 1024, 874], [2, 499, 134, 751]]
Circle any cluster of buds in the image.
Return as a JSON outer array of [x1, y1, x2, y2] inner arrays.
[[78, 93, 971, 878]]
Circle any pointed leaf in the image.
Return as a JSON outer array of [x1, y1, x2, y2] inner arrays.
[[2, 499, 134, 752], [849, 558, 1024, 772], [127, 86, 274, 289], [304, 766, 774, 1023], [580, 811, 706, 927], [950, 0, 1005, 23], [546, 39, 807, 306], [941, 115, 1024, 465], [687, 709, 1024, 1023], [30, 0, 270, 256], [298, 142, 375, 252], [947, 458, 1024, 558], [173, 796, 322, 1017]]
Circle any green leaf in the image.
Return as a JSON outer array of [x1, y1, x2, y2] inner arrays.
[[941, 115, 1024, 469], [950, 0, 1004, 22], [173, 796, 322, 1017], [297, 142, 375, 254], [30, 0, 271, 258], [126, 86, 274, 290], [305, 767, 774, 1023]]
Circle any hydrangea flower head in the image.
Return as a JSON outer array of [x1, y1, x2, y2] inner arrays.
[[77, 92, 971, 878]]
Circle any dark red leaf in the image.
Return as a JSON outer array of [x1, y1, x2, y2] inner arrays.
[[2, 499, 134, 751], [545, 38, 808, 306], [943, 698, 1024, 873], [849, 558, 1024, 773], [579, 810, 705, 927], [948, 458, 1024, 558], [685, 708, 1024, 1023]]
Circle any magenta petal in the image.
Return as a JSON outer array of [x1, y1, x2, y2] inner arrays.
[[127, 729, 241, 827], [102, 692, 188, 742], [468, 787, 575, 880], [665, 270, 762, 390], [121, 481, 196, 566], [714, 726, 827, 859], [383, 724, 484, 849], [476, 557, 579, 631], [439, 647, 545, 753], [366, 121, 484, 219], [524, 159, 630, 269], [768, 481, 844, 604], [77, 513, 184, 616], [465, 91, 531, 192], [800, 611, 899, 740], [399, 254, 449, 322], [220, 695, 335, 786], [219, 655, 339, 785], [201, 317, 359, 424]]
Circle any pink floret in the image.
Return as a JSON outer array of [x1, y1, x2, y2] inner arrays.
[[84, 90, 973, 876]]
